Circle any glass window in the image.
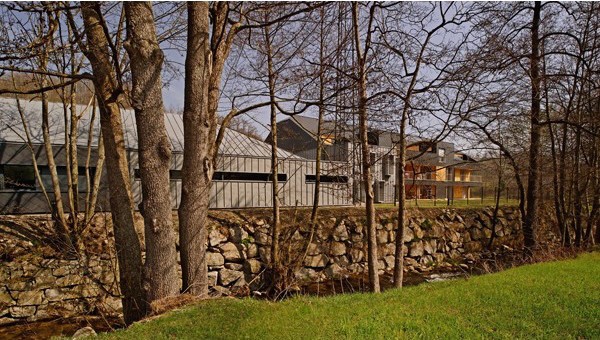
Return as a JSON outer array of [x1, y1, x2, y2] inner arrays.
[[438, 148, 446, 163], [139, 170, 289, 182], [1, 165, 36, 190], [306, 175, 349, 183]]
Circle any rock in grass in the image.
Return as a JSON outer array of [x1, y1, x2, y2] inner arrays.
[[72, 326, 97, 338]]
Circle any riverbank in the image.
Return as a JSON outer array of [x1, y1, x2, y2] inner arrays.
[[102, 251, 600, 339]]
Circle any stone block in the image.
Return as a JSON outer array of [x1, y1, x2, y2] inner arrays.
[[9, 306, 36, 318], [384, 256, 395, 269], [209, 229, 228, 247], [219, 242, 244, 263], [254, 231, 270, 246], [324, 264, 346, 279], [230, 225, 249, 243], [246, 243, 258, 258], [330, 242, 346, 256], [333, 223, 349, 241], [376, 230, 389, 244], [207, 252, 225, 267], [304, 254, 329, 268], [225, 263, 243, 271], [243, 259, 263, 274], [409, 240, 424, 257], [218, 269, 243, 286], [401, 227, 414, 243], [16, 291, 43, 305], [349, 249, 364, 263], [258, 247, 271, 264]]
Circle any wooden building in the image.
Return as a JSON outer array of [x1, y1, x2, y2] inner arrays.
[[267, 116, 483, 203]]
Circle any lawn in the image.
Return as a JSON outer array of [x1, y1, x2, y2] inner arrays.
[[103, 252, 600, 339]]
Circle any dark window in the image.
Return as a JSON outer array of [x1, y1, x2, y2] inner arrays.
[[134, 169, 186, 181], [382, 156, 389, 176], [305, 175, 349, 183], [170, 170, 182, 180], [1, 165, 36, 190], [213, 172, 287, 182], [42, 166, 97, 179], [135, 169, 288, 182], [367, 132, 379, 145], [382, 155, 394, 177], [373, 181, 385, 202]]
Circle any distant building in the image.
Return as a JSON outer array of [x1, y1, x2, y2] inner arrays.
[[0, 98, 351, 214], [266, 116, 483, 203]]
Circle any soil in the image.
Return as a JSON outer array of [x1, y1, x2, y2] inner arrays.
[[301, 269, 465, 296]]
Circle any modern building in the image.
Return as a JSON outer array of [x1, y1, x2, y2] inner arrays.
[[267, 116, 483, 203], [0, 98, 352, 214]]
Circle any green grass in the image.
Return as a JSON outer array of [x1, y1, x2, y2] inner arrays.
[[376, 198, 519, 209], [103, 252, 600, 339]]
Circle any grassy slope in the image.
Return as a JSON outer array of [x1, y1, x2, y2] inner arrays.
[[103, 252, 600, 339]]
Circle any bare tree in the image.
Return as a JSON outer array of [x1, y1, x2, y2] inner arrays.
[[79, 2, 145, 323], [179, 1, 211, 296], [523, 1, 542, 251], [352, 2, 380, 293], [179, 2, 320, 295], [123, 1, 179, 304], [0, 1, 146, 323]]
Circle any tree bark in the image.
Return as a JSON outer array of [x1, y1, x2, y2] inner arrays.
[[523, 1, 541, 251], [393, 126, 406, 288], [178, 2, 239, 297], [264, 23, 282, 273], [124, 1, 179, 304], [179, 2, 211, 296], [306, 9, 326, 267], [81, 2, 145, 324], [352, 3, 380, 293]]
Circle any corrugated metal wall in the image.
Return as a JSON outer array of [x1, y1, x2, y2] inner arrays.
[[130, 151, 353, 210]]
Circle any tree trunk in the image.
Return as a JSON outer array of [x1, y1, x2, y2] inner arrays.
[[37, 45, 73, 252], [352, 3, 380, 293], [179, 2, 211, 296], [393, 130, 406, 288], [264, 23, 282, 272], [179, 2, 240, 297], [81, 1, 145, 324], [306, 12, 326, 267], [523, 1, 541, 251], [124, 1, 179, 304]]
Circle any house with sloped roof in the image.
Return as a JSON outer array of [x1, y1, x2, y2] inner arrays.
[[0, 98, 352, 214], [266, 115, 483, 203]]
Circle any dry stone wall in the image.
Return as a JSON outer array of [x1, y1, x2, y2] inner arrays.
[[204, 207, 523, 292], [0, 207, 524, 325], [0, 254, 120, 325]]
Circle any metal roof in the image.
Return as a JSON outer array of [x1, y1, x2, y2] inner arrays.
[[0, 97, 301, 159], [284, 115, 422, 147]]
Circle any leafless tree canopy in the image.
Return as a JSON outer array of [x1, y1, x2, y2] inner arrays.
[[1, 1, 599, 320]]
